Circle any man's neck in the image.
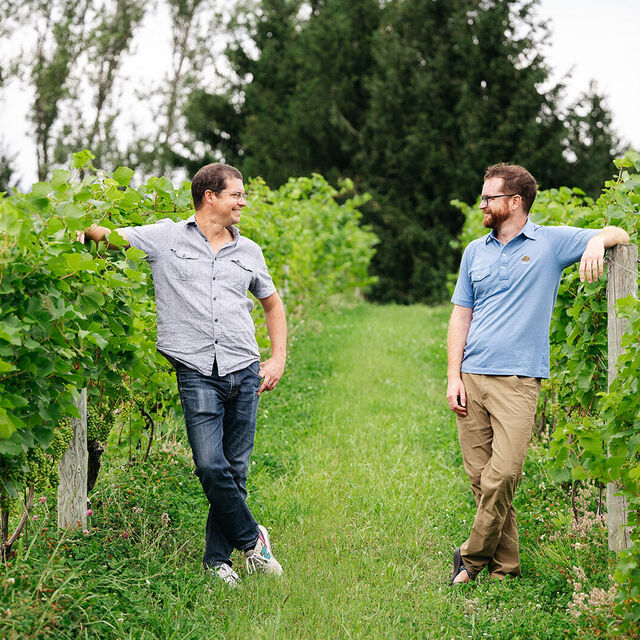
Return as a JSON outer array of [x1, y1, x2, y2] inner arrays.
[[195, 211, 233, 249], [495, 215, 528, 245]]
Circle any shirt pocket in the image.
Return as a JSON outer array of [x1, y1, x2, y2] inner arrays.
[[218, 258, 253, 292], [169, 248, 199, 280], [470, 265, 493, 297]]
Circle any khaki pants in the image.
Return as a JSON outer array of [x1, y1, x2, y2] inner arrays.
[[457, 373, 541, 579]]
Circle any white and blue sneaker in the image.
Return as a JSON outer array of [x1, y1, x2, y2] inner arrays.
[[244, 525, 283, 576], [210, 562, 240, 587]]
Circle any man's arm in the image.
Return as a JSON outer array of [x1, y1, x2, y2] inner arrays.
[[447, 304, 473, 417], [257, 292, 287, 395], [580, 226, 630, 283], [80, 224, 130, 250]]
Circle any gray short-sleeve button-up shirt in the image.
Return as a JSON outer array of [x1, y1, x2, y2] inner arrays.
[[122, 215, 276, 376]]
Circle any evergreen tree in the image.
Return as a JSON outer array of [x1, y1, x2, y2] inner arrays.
[[0, 148, 18, 194], [182, 0, 381, 184], [360, 0, 573, 302], [178, 0, 620, 303], [563, 82, 621, 196]]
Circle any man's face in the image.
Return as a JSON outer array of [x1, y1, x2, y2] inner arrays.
[[480, 177, 512, 230], [211, 178, 246, 225]]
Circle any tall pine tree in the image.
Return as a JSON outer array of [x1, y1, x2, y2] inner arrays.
[[182, 0, 380, 184], [359, 0, 574, 302], [179, 0, 619, 302]]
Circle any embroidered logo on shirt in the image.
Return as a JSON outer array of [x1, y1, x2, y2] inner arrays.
[[521, 255, 531, 263]]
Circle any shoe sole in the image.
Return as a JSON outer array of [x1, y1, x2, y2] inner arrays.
[[256, 524, 283, 576], [450, 547, 469, 585]]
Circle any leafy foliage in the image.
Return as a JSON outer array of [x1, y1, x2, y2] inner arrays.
[[0, 154, 377, 539]]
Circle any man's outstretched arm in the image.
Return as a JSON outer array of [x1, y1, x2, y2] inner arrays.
[[79, 224, 130, 250], [580, 226, 630, 283], [447, 304, 473, 417]]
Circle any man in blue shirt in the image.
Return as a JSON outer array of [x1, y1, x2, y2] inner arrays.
[[447, 163, 629, 585]]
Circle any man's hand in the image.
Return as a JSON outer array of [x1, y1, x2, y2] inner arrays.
[[579, 236, 605, 284], [76, 223, 97, 244], [447, 377, 467, 417], [76, 224, 129, 249], [579, 226, 630, 283], [257, 356, 285, 395]]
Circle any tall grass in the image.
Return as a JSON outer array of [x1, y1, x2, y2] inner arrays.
[[1, 305, 621, 639]]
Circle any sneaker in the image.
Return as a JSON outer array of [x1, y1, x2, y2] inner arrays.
[[210, 562, 240, 587], [244, 525, 283, 576]]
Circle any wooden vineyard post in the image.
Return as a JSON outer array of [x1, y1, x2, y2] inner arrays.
[[57, 388, 88, 530], [606, 243, 638, 552]]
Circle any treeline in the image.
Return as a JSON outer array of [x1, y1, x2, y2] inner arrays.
[[0, 0, 624, 302]]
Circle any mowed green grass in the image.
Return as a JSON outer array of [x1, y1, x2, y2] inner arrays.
[[1, 305, 614, 639]]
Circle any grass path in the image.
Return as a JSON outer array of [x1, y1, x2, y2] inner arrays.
[[3, 304, 607, 639], [210, 304, 574, 640], [238, 304, 467, 639]]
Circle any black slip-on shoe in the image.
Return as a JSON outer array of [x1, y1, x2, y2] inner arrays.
[[450, 547, 470, 585]]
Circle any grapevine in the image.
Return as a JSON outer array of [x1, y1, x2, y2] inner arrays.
[[0, 153, 377, 554]]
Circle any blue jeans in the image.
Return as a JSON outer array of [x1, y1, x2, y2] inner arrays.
[[172, 359, 261, 567]]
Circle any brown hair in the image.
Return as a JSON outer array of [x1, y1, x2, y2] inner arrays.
[[484, 163, 537, 213], [191, 163, 243, 210]]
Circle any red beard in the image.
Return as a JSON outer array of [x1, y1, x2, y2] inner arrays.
[[482, 208, 510, 229]]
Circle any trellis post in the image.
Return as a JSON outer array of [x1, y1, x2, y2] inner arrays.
[[57, 388, 88, 530], [606, 243, 638, 551]]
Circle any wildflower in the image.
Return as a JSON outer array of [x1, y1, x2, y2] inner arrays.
[[86, 509, 93, 516], [39, 496, 47, 503], [83, 529, 90, 536], [7, 578, 15, 585], [32, 515, 38, 520]]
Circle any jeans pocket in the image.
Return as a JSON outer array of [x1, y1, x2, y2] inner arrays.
[[247, 361, 262, 381]]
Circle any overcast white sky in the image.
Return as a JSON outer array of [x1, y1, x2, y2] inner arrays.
[[537, 0, 640, 151], [1, 0, 639, 188]]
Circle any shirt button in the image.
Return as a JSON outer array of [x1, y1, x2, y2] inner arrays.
[[213, 297, 217, 301], [215, 319, 218, 322], [213, 277, 216, 280], [215, 340, 218, 344]]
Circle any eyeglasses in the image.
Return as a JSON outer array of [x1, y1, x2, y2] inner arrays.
[[480, 193, 518, 206], [207, 189, 248, 201], [226, 191, 248, 201]]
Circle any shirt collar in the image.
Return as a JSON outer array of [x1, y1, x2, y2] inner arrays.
[[520, 218, 537, 240], [484, 218, 537, 244], [186, 214, 241, 241]]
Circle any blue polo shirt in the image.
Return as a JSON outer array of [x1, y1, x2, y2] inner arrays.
[[451, 220, 598, 378]]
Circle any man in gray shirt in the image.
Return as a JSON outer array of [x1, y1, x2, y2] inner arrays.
[[84, 163, 286, 586]]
